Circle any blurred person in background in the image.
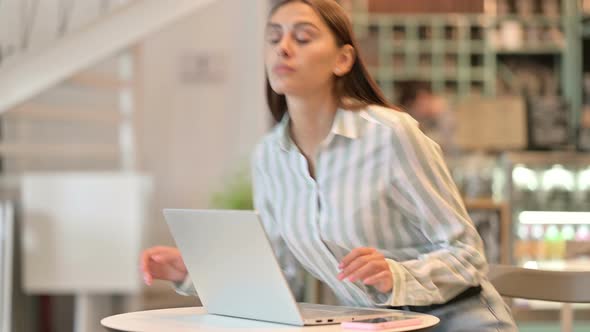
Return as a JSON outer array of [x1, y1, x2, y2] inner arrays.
[[140, 1, 515, 331], [397, 81, 456, 154]]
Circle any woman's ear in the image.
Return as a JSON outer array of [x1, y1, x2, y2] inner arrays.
[[333, 44, 355, 77]]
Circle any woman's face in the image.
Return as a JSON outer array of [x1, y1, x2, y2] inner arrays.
[[265, 2, 352, 97]]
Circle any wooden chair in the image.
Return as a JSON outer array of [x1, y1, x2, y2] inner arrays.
[[488, 264, 590, 332]]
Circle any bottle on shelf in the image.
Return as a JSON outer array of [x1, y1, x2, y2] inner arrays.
[[561, 224, 576, 260], [562, 224, 576, 242], [576, 224, 590, 242], [531, 224, 546, 261], [515, 224, 532, 264], [511, 164, 539, 210], [542, 165, 575, 211], [544, 224, 565, 261], [498, 20, 524, 50]]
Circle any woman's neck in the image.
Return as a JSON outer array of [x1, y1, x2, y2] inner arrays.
[[286, 90, 338, 155]]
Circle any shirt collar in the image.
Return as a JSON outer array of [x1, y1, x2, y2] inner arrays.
[[275, 107, 369, 152]]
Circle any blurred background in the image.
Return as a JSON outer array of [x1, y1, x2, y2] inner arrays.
[[0, 0, 589, 331]]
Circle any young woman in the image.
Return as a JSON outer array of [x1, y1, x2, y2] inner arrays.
[[141, 1, 517, 331]]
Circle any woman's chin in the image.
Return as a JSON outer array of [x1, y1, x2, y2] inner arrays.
[[270, 78, 306, 94], [270, 80, 317, 97], [270, 85, 298, 96]]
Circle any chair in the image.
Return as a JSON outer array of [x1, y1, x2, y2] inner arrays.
[[488, 264, 590, 332]]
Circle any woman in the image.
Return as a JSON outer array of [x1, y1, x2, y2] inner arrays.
[[141, 1, 516, 330]]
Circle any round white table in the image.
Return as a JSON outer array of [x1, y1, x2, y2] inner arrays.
[[101, 307, 440, 332]]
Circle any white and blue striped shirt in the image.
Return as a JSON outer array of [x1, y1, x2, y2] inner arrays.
[[251, 105, 486, 307], [178, 104, 487, 308]]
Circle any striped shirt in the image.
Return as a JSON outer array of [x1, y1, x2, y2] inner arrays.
[[178, 104, 487, 307], [252, 104, 487, 308]]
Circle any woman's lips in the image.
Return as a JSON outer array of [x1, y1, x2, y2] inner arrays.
[[273, 64, 295, 74]]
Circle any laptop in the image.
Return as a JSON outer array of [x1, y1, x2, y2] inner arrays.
[[163, 209, 401, 326]]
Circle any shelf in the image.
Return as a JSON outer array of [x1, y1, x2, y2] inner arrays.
[[2, 105, 122, 124], [518, 211, 590, 225], [491, 15, 562, 26], [442, 42, 487, 53], [350, 6, 579, 102], [469, 68, 487, 81], [353, 13, 485, 27], [0, 143, 119, 160], [371, 69, 433, 81], [370, 67, 486, 82], [494, 46, 564, 55], [504, 151, 590, 165], [383, 43, 435, 53], [382, 42, 487, 54]]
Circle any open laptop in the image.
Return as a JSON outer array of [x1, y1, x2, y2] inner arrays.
[[163, 209, 401, 326]]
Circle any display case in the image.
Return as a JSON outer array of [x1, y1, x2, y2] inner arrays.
[[500, 151, 590, 313]]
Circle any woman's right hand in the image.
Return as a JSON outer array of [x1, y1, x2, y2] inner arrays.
[[140, 246, 188, 286]]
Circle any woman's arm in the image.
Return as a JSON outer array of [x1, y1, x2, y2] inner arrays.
[[375, 111, 486, 306]]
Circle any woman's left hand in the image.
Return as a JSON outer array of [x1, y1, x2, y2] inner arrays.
[[338, 247, 393, 294]]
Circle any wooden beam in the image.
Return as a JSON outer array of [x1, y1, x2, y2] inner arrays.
[[3, 105, 122, 124], [0, 143, 119, 159], [67, 72, 128, 90]]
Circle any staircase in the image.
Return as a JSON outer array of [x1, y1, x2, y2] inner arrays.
[[0, 0, 217, 113], [0, 0, 217, 175], [1, 52, 139, 174], [0, 0, 138, 71]]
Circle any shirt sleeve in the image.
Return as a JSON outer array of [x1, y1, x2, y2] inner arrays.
[[373, 113, 487, 306], [252, 144, 305, 300]]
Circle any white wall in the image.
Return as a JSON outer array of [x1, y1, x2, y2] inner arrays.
[[137, 0, 269, 247]]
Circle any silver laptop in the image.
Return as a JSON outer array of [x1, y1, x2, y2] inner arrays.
[[163, 209, 400, 326]]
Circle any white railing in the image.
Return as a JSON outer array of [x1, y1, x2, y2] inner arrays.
[[0, 0, 137, 69], [0, 0, 218, 113]]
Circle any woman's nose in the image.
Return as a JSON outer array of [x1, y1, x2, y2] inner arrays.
[[276, 36, 293, 57]]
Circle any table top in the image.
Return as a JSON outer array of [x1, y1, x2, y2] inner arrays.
[[101, 307, 439, 332]]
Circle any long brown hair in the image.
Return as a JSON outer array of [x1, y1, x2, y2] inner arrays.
[[266, 0, 393, 122]]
